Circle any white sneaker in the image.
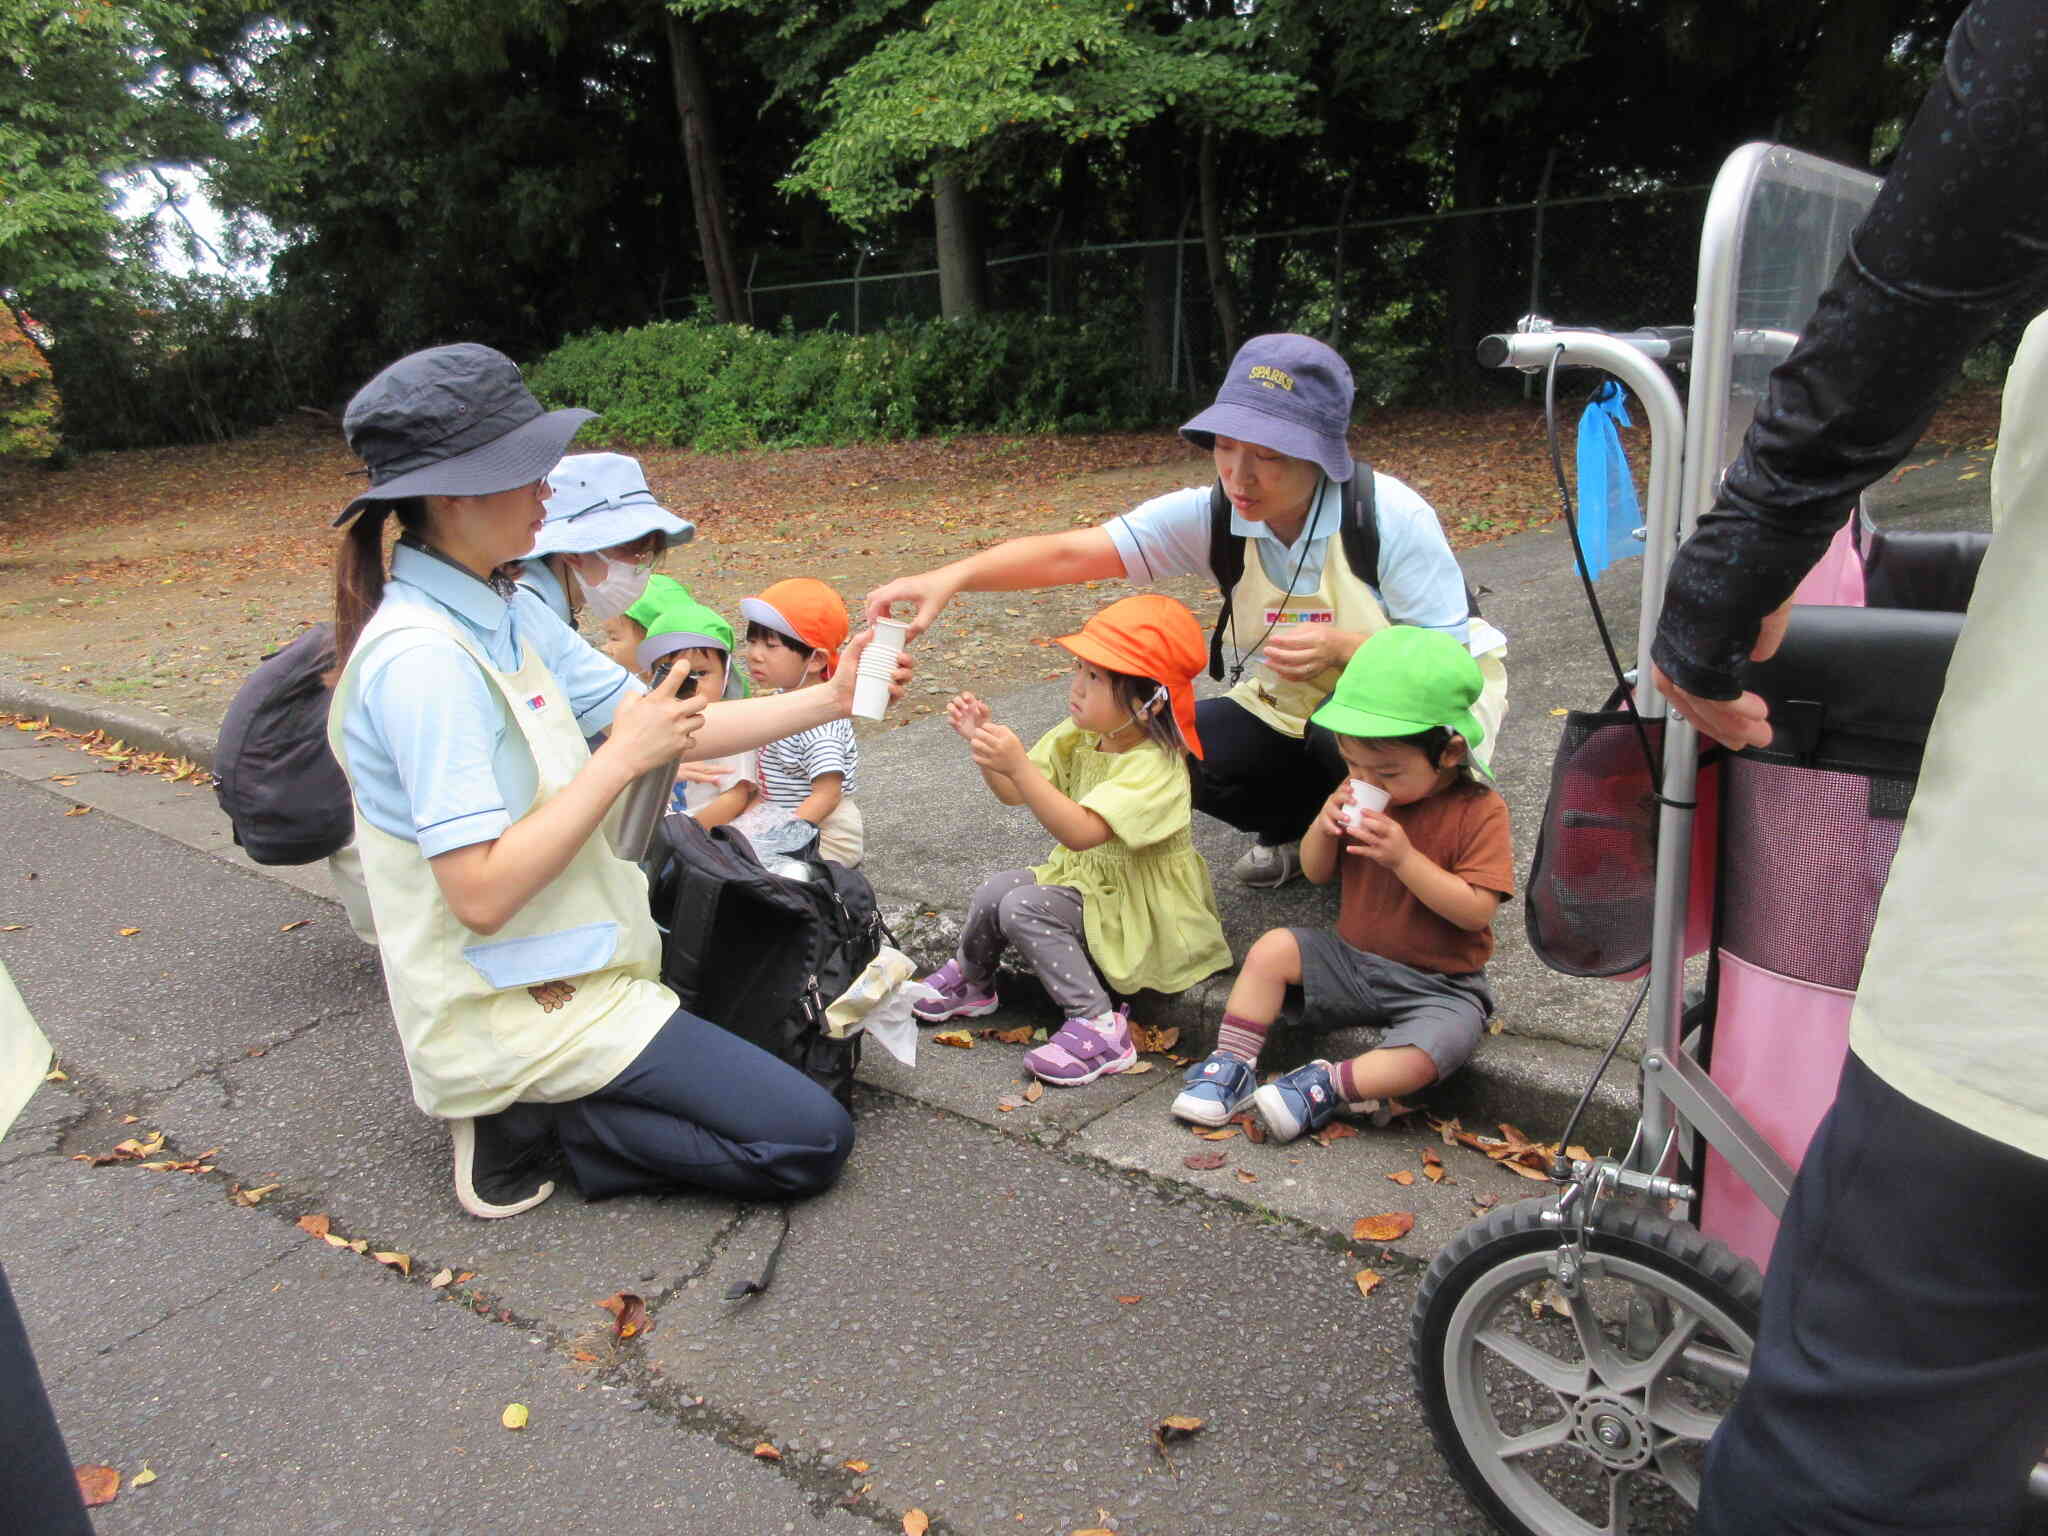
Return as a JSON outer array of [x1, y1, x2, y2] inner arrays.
[[1232, 840, 1302, 889]]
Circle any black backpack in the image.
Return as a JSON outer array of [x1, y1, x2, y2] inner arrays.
[[648, 813, 886, 1108], [1204, 458, 1481, 681], [213, 623, 354, 865]]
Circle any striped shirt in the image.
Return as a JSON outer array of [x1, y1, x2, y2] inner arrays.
[[757, 719, 858, 811]]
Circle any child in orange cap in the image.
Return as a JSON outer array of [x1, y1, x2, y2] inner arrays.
[[740, 578, 864, 865], [916, 594, 1231, 1085]]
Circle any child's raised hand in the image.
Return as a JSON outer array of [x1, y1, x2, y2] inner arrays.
[[968, 721, 1027, 777], [946, 692, 992, 741], [1347, 807, 1413, 870]]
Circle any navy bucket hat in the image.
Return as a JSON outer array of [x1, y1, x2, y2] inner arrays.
[[1179, 333, 1356, 483], [335, 343, 593, 526]]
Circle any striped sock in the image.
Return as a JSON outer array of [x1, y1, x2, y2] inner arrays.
[[1215, 1012, 1270, 1063], [1333, 1058, 1379, 1108]]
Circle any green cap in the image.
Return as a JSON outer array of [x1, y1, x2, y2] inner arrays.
[[1311, 626, 1486, 764], [634, 588, 735, 673], [625, 572, 690, 633]]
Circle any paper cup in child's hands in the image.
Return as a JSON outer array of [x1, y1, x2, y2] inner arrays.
[[851, 619, 912, 721], [1344, 778, 1390, 829]]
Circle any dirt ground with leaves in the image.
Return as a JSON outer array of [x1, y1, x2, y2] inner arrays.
[[0, 387, 2001, 731]]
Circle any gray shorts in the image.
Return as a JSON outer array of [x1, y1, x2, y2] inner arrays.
[[1289, 927, 1495, 1080]]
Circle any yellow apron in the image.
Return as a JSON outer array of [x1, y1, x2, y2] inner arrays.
[[328, 604, 671, 1119]]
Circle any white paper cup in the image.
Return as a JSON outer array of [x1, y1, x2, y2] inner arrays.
[[1345, 778, 1391, 828], [851, 619, 910, 721]]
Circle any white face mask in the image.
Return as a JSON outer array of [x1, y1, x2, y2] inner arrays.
[[577, 557, 648, 621]]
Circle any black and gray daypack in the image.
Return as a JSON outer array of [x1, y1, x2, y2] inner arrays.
[[648, 813, 886, 1108], [213, 623, 354, 865], [1203, 457, 1482, 680]]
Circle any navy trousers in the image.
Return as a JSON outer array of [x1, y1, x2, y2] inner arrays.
[[551, 1009, 854, 1202], [1697, 1052, 2048, 1534], [0, 1261, 92, 1533], [1190, 696, 1345, 847]]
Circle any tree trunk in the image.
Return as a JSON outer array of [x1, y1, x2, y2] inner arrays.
[[1137, 122, 1178, 392], [664, 12, 744, 325], [1796, 0, 1899, 166], [933, 164, 989, 319], [1198, 127, 1242, 366], [1439, 76, 1504, 395]]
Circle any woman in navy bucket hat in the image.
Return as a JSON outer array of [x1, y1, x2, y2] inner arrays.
[[327, 343, 907, 1221], [869, 333, 1507, 887]]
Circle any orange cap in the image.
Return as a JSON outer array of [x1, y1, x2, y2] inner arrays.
[[1054, 594, 1207, 758], [740, 578, 851, 677]]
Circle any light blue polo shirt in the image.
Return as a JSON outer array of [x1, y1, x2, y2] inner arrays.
[[512, 557, 574, 626], [342, 541, 638, 857], [1103, 473, 1476, 646]]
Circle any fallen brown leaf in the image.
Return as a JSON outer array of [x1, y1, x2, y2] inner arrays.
[[429, 1268, 454, 1289], [1423, 1163, 1449, 1183], [372, 1251, 411, 1276], [1421, 1146, 1444, 1167], [1157, 1413, 1205, 1438], [1386, 1169, 1415, 1185], [1353, 1212, 1417, 1243], [753, 1442, 781, 1461], [120, 1114, 139, 1124], [932, 1030, 973, 1049], [1355, 1268, 1384, 1298], [278, 919, 312, 933], [1235, 1168, 1258, 1184], [1229, 1112, 1266, 1144], [1309, 1122, 1359, 1146], [231, 1182, 280, 1206], [129, 1462, 157, 1488], [903, 1512, 929, 1536], [1194, 1126, 1238, 1141], [1115, 1294, 1142, 1305], [597, 1291, 648, 1340], [842, 1458, 870, 1473], [1022, 1079, 1044, 1104], [988, 1026, 1033, 1045], [75, 1465, 121, 1508], [1131, 1021, 1179, 1055], [1182, 1150, 1227, 1171], [322, 1232, 351, 1248], [995, 1096, 1022, 1112], [66, 805, 93, 816], [117, 926, 139, 936]]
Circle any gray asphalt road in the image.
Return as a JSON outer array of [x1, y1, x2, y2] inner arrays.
[[0, 770, 1514, 1535]]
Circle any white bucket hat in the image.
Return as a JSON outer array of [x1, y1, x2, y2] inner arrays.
[[530, 452, 695, 556]]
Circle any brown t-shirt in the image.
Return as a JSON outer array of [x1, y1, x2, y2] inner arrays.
[[1336, 782, 1514, 975]]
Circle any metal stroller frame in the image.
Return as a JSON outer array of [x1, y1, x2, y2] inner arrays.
[[1409, 142, 2047, 1535]]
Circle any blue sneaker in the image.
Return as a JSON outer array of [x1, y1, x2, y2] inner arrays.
[[1169, 1051, 1259, 1127], [1253, 1060, 1343, 1143]]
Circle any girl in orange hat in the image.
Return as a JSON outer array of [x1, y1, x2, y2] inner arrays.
[[915, 595, 1231, 1085]]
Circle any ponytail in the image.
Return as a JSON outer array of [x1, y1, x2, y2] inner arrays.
[[332, 498, 426, 667]]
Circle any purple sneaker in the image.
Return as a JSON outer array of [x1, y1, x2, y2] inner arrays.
[[1024, 1007, 1137, 1086], [914, 959, 999, 1024]]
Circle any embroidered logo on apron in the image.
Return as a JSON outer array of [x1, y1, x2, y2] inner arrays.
[[525, 694, 548, 712], [1261, 606, 1335, 627], [528, 979, 576, 1012]]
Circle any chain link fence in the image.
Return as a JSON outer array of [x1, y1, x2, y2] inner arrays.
[[734, 187, 1711, 405]]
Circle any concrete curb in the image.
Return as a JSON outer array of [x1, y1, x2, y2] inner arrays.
[[0, 678, 219, 769]]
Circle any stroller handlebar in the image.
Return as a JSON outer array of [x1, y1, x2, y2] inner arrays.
[[1477, 322, 1695, 372]]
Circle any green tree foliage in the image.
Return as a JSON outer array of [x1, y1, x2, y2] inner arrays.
[[780, 0, 1311, 225], [0, 309, 60, 460]]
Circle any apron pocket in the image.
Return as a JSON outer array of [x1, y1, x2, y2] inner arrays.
[[463, 920, 621, 991]]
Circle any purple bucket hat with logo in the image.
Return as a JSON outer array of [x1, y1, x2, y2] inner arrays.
[[1179, 333, 1355, 483]]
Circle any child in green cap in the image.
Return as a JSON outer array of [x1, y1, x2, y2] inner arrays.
[[1169, 626, 1513, 1142], [632, 592, 757, 828]]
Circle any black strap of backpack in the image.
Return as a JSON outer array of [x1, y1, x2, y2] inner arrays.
[[655, 819, 724, 1004], [723, 1205, 793, 1302], [1206, 459, 1378, 681]]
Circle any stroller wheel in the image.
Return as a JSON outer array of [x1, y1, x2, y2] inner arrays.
[[1410, 1196, 1761, 1536]]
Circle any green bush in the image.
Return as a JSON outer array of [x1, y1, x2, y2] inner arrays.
[[527, 315, 1178, 450]]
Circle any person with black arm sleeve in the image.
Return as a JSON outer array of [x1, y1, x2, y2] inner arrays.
[[1649, 3, 2048, 1529]]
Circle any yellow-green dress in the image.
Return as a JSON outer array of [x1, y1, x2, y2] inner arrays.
[[1027, 721, 1231, 995]]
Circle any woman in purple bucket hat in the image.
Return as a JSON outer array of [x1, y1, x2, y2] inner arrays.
[[868, 333, 1506, 888]]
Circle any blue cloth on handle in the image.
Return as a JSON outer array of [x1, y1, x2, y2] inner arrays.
[[1575, 382, 1640, 580]]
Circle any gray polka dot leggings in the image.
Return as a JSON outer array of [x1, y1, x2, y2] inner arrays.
[[957, 868, 1111, 1020]]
